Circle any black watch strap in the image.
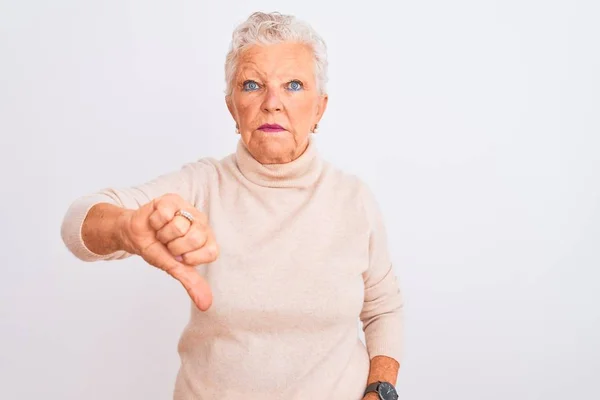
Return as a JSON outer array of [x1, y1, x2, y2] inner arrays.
[[364, 381, 381, 397]]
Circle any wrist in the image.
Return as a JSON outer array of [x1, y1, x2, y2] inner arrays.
[[364, 380, 398, 400], [115, 208, 134, 254]]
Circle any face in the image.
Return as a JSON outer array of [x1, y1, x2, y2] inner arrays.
[[226, 42, 328, 164]]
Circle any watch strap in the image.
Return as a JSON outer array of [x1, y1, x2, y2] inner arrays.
[[364, 381, 382, 398]]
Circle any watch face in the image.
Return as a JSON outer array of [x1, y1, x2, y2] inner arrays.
[[377, 382, 399, 400]]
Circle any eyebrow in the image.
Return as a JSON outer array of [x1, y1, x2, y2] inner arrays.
[[237, 70, 311, 82], [236, 62, 312, 80], [236, 64, 266, 80]]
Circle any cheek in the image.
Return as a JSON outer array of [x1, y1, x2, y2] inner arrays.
[[236, 99, 259, 122], [285, 98, 317, 123]]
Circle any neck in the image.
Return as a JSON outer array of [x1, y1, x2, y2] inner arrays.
[[235, 136, 323, 188], [258, 139, 309, 165]]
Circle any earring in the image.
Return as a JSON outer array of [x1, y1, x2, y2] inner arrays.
[[312, 124, 319, 133], [235, 124, 240, 134]]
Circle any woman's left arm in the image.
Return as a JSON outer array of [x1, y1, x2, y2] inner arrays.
[[359, 183, 404, 397], [363, 356, 400, 399]]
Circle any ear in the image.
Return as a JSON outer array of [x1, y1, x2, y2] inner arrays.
[[315, 94, 329, 124], [225, 95, 236, 121]]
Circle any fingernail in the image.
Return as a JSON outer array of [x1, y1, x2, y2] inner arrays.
[[175, 255, 183, 262]]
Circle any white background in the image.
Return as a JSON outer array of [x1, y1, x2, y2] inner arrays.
[[1, 0, 599, 399]]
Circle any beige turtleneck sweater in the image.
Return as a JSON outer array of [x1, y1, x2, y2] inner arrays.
[[61, 137, 404, 400]]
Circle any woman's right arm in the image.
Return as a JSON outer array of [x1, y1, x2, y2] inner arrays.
[[80, 203, 131, 256], [60, 160, 215, 262]]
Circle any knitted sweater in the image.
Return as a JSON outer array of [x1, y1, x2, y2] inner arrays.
[[61, 136, 404, 400]]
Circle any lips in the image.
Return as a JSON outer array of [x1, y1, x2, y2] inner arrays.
[[258, 123, 286, 133]]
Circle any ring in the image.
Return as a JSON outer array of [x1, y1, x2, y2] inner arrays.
[[174, 209, 194, 223]]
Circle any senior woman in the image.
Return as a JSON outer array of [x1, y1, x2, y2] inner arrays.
[[61, 11, 403, 400]]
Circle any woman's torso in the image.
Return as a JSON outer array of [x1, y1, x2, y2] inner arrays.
[[173, 155, 371, 400]]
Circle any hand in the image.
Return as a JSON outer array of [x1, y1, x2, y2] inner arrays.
[[118, 193, 219, 311]]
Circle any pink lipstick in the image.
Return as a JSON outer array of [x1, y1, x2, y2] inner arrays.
[[258, 123, 286, 133]]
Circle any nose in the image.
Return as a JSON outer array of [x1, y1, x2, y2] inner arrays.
[[262, 87, 283, 113]]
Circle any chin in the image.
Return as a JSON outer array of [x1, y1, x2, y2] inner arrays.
[[253, 137, 295, 164]]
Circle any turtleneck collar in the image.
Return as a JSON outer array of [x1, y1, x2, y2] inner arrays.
[[234, 136, 323, 188]]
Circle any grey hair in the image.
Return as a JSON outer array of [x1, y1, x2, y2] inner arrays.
[[224, 11, 328, 96]]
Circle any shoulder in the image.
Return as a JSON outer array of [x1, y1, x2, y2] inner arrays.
[[322, 161, 387, 236], [178, 155, 223, 181], [320, 160, 380, 217], [185, 156, 221, 171], [321, 159, 375, 196], [320, 160, 360, 194], [179, 151, 245, 192]]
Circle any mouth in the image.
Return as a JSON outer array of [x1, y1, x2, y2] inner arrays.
[[258, 123, 286, 133]]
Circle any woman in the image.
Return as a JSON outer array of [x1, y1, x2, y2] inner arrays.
[[61, 11, 403, 400]]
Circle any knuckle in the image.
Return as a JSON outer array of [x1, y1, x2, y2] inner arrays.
[[158, 206, 172, 221], [166, 241, 178, 255], [154, 229, 165, 243], [174, 220, 189, 236], [147, 213, 162, 231], [188, 229, 207, 248], [205, 243, 219, 260], [182, 253, 199, 266]]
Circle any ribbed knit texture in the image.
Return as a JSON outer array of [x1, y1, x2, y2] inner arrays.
[[61, 136, 404, 400]]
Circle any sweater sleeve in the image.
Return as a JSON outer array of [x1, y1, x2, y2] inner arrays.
[[60, 160, 215, 262], [359, 182, 404, 363]]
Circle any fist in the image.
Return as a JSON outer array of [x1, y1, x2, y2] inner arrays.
[[119, 193, 218, 311]]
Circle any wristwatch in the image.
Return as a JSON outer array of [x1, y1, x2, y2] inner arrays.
[[363, 381, 399, 400]]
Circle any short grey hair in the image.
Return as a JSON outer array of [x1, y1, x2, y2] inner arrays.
[[224, 11, 328, 96]]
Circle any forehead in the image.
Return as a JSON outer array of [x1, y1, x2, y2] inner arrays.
[[236, 42, 315, 79]]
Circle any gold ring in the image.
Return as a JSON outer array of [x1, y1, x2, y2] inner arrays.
[[174, 209, 194, 223]]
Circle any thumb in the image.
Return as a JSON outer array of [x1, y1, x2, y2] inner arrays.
[[169, 262, 213, 311], [141, 241, 213, 311]]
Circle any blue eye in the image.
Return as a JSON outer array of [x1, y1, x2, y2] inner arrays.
[[287, 80, 303, 91], [243, 81, 260, 91]]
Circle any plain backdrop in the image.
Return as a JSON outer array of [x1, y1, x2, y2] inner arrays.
[[1, 0, 599, 399]]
